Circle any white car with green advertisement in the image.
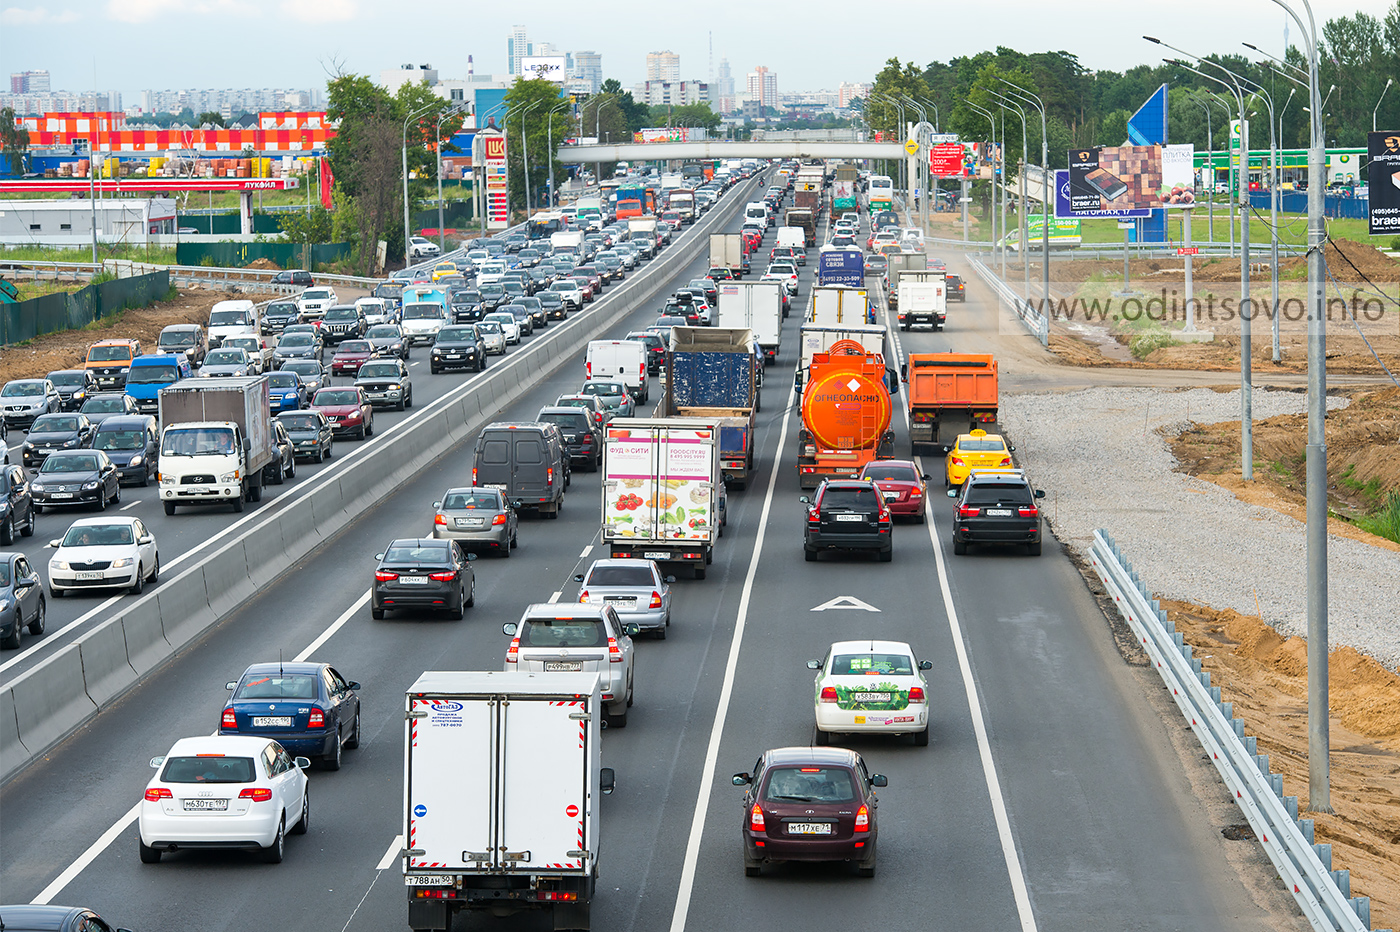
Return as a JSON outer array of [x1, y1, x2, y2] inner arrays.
[[808, 639, 932, 746]]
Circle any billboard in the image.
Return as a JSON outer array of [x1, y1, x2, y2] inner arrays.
[[1053, 170, 1151, 219], [1369, 131, 1400, 235], [633, 127, 699, 143], [479, 130, 508, 230], [1065, 144, 1195, 214], [520, 56, 566, 83], [816, 247, 865, 287], [928, 143, 969, 177]]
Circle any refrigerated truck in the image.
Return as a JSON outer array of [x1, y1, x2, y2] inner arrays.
[[403, 671, 613, 932], [715, 280, 783, 364], [157, 376, 275, 513], [709, 233, 745, 277]]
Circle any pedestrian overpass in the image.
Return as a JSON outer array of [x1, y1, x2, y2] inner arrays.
[[555, 141, 910, 163]]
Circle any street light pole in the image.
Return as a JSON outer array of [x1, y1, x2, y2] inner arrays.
[[435, 104, 466, 255], [991, 89, 1030, 302], [546, 100, 570, 209], [967, 101, 996, 263], [402, 101, 437, 269], [996, 78, 1049, 336], [1375, 77, 1394, 131], [1188, 91, 1217, 242], [517, 99, 542, 221]]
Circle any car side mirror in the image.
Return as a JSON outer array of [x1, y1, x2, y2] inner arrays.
[[150, 756, 166, 768], [573, 573, 585, 582], [921, 474, 931, 482], [600, 767, 615, 795], [805, 660, 821, 670], [664, 575, 676, 584], [1008, 444, 1016, 452], [793, 372, 803, 394], [513, 500, 524, 510], [870, 774, 888, 787], [918, 660, 933, 671], [1035, 489, 1045, 499], [348, 681, 361, 690], [295, 756, 312, 770], [731, 773, 751, 786], [624, 623, 641, 637], [465, 552, 478, 561], [139, 535, 154, 544], [503, 622, 519, 637], [798, 496, 810, 504], [47, 539, 61, 548], [225, 680, 238, 690], [946, 489, 957, 498], [374, 553, 385, 561], [432, 501, 442, 510]]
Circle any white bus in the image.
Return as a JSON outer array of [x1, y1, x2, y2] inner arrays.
[[867, 175, 894, 211]]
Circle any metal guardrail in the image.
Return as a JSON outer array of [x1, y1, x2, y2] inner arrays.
[[1090, 531, 1385, 932], [965, 255, 1048, 346]]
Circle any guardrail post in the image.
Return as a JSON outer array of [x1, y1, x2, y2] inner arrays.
[[1331, 867, 1349, 897], [1350, 898, 1370, 926], [1298, 818, 1314, 845], [1313, 842, 1330, 869], [1284, 796, 1299, 819]]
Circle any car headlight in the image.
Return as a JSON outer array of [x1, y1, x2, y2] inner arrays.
[[219, 471, 239, 483], [110, 557, 133, 569], [51, 560, 69, 571], [64, 438, 79, 447], [0, 597, 10, 612], [129, 454, 144, 466], [388, 383, 401, 391], [159, 473, 175, 486], [21, 442, 34, 451], [82, 480, 100, 490]]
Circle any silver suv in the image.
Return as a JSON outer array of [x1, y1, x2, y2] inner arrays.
[[503, 604, 638, 726]]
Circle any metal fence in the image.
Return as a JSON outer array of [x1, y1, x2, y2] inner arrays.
[[1, 269, 170, 344], [174, 242, 352, 269]]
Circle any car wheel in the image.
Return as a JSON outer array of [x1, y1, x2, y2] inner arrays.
[[150, 554, 160, 584], [26, 596, 46, 636], [292, 789, 310, 834], [465, 577, 475, 608], [21, 507, 34, 537], [501, 539, 511, 558], [450, 590, 465, 620], [324, 443, 332, 460], [365, 418, 373, 437], [323, 733, 342, 771], [261, 816, 285, 863], [405, 390, 412, 409], [314, 447, 324, 463], [1027, 540, 1042, 556], [140, 466, 151, 487], [164, 500, 177, 516], [813, 727, 830, 746], [130, 564, 144, 596], [396, 395, 406, 412], [272, 459, 285, 485], [1, 619, 19, 649], [804, 547, 816, 562], [607, 704, 627, 729], [1, 514, 12, 546], [96, 487, 107, 511], [430, 365, 439, 375], [355, 424, 365, 440], [879, 548, 892, 563], [286, 457, 295, 480], [744, 849, 763, 877], [952, 539, 968, 556], [138, 838, 162, 864], [854, 842, 876, 878], [510, 531, 518, 550], [653, 624, 666, 641], [913, 725, 930, 747], [345, 712, 360, 749], [914, 510, 925, 524]]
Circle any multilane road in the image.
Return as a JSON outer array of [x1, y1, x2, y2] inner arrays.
[[0, 179, 1302, 932]]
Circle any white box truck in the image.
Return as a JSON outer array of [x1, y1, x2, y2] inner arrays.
[[708, 233, 745, 278], [586, 339, 649, 403], [806, 285, 871, 326], [896, 273, 947, 331], [403, 671, 613, 932], [627, 218, 658, 258], [550, 231, 584, 257], [716, 280, 783, 365], [602, 417, 721, 579], [157, 375, 275, 514]]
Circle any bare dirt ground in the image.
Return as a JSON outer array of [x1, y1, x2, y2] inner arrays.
[[1, 285, 276, 384], [1161, 600, 1400, 932]]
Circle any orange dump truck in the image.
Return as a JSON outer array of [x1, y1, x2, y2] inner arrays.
[[797, 340, 898, 489], [903, 353, 998, 455]]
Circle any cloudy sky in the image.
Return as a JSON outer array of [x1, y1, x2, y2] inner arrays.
[[2, 0, 1394, 101]]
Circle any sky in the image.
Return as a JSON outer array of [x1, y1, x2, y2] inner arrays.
[[2, 0, 1395, 103]]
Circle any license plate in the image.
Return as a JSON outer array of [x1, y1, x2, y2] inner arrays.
[[643, 551, 669, 560], [787, 822, 832, 835], [445, 354, 461, 359], [50, 492, 74, 499], [986, 508, 1013, 517], [834, 514, 862, 522], [604, 597, 637, 606], [399, 576, 428, 585], [544, 661, 584, 672], [405, 875, 455, 887], [883, 492, 899, 501], [183, 798, 229, 811], [456, 518, 484, 528], [76, 571, 103, 581], [252, 716, 293, 727], [852, 692, 892, 703], [188, 487, 210, 494], [485, 483, 508, 490]]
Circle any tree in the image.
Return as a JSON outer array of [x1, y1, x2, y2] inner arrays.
[[502, 78, 573, 212], [1, 107, 29, 176], [867, 58, 931, 138], [197, 111, 226, 128], [277, 206, 333, 244], [651, 102, 721, 134]]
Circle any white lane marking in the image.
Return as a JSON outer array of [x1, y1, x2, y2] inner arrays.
[[30, 803, 139, 905], [120, 500, 140, 511], [377, 834, 404, 870], [0, 596, 121, 676], [886, 301, 1039, 932], [579, 544, 592, 558], [668, 382, 796, 932], [294, 589, 371, 662], [409, 362, 420, 367], [547, 591, 562, 604], [809, 595, 880, 612]]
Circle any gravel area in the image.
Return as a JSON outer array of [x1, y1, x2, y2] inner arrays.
[[999, 387, 1400, 671]]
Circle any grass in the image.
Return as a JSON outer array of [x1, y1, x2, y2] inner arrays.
[[1338, 463, 1385, 504], [1076, 213, 1389, 250], [0, 244, 177, 265], [1128, 331, 1176, 359], [1354, 491, 1400, 543]]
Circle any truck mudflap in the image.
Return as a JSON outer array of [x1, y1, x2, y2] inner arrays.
[[608, 543, 712, 580], [760, 345, 777, 365]]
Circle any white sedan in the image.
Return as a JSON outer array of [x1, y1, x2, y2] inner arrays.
[[48, 516, 159, 597], [808, 639, 932, 746], [484, 312, 521, 345], [139, 734, 310, 864]]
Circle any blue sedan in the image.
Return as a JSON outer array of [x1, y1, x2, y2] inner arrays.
[[219, 662, 361, 770], [266, 371, 307, 413]]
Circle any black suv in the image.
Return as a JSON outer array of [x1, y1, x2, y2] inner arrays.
[[271, 269, 315, 287], [625, 331, 666, 375], [800, 479, 893, 562], [947, 469, 1045, 555], [262, 300, 301, 333], [536, 406, 603, 471], [320, 305, 367, 344]]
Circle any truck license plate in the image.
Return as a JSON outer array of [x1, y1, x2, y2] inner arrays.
[[252, 716, 293, 727], [643, 551, 669, 560], [405, 875, 455, 887], [485, 483, 508, 490], [834, 514, 862, 522], [787, 822, 832, 835]]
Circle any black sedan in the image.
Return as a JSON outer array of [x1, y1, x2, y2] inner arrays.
[[430, 326, 487, 373], [220, 661, 361, 770], [1, 463, 37, 545], [1, 550, 45, 649], [21, 413, 96, 468], [30, 450, 121, 511], [372, 538, 475, 620], [273, 331, 324, 366], [277, 410, 334, 462], [537, 291, 567, 321], [364, 323, 410, 361], [78, 393, 139, 426]]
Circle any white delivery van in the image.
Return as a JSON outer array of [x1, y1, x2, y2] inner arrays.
[[776, 226, 806, 254], [586, 340, 648, 404], [744, 202, 770, 230]]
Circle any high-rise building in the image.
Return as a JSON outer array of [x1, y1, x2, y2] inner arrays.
[[636, 80, 710, 108], [715, 58, 735, 113], [646, 51, 681, 83], [572, 51, 602, 95], [837, 82, 871, 108], [10, 70, 50, 94], [746, 66, 777, 111], [507, 25, 531, 76]]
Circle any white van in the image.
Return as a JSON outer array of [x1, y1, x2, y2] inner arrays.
[[776, 226, 806, 253], [745, 202, 770, 230], [586, 339, 649, 404], [207, 299, 258, 349]]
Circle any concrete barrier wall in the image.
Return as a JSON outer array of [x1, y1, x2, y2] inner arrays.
[[0, 176, 762, 784]]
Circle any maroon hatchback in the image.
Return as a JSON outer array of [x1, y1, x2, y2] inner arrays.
[[732, 747, 886, 877]]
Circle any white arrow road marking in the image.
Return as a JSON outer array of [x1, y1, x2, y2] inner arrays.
[[810, 595, 881, 612]]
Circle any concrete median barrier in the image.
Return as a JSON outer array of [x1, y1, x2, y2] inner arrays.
[[154, 569, 214, 655], [1, 688, 26, 777], [200, 544, 252, 621], [240, 526, 287, 590], [123, 595, 174, 675], [276, 505, 320, 559], [75, 618, 138, 709], [9, 646, 97, 777]]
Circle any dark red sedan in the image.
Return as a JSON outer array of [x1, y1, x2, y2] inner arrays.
[[733, 747, 885, 877], [330, 340, 375, 377], [858, 459, 931, 521], [311, 386, 374, 440]]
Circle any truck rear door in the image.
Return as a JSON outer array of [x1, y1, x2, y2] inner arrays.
[[499, 696, 589, 871], [406, 696, 495, 871], [656, 426, 716, 540], [511, 434, 548, 500]]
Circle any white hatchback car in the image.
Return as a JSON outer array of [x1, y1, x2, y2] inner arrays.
[[48, 516, 159, 596], [483, 311, 521, 345], [808, 639, 932, 746], [139, 734, 310, 864]]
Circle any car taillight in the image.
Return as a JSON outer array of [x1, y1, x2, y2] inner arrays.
[[307, 708, 326, 728], [578, 589, 589, 602], [649, 590, 663, 608], [595, 413, 604, 424], [145, 788, 172, 801], [819, 686, 839, 703], [506, 637, 520, 663], [949, 456, 964, 467], [808, 508, 820, 523], [434, 514, 447, 525], [491, 513, 508, 526], [640, 362, 646, 380], [239, 788, 274, 802], [854, 804, 870, 832], [428, 570, 457, 581], [608, 637, 623, 663], [472, 467, 478, 484], [1018, 506, 1039, 518], [749, 804, 766, 831], [546, 467, 554, 485], [586, 361, 592, 378], [908, 686, 926, 702], [1000, 457, 1013, 467], [375, 570, 398, 582], [221, 708, 237, 729], [958, 506, 979, 519]]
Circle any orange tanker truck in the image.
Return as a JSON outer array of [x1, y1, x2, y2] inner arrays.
[[796, 339, 899, 489], [901, 352, 999, 456]]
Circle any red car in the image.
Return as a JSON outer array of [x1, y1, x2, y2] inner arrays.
[[571, 276, 596, 302], [858, 459, 930, 520], [733, 746, 885, 877], [330, 340, 375, 377], [311, 386, 374, 440], [741, 229, 762, 253]]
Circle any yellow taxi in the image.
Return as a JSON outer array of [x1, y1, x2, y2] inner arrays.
[[430, 261, 459, 282], [944, 429, 1014, 487]]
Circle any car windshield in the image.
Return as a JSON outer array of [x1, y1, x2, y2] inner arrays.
[[48, 371, 87, 387], [485, 314, 513, 326], [234, 673, 318, 700], [40, 453, 100, 472], [585, 565, 653, 586], [442, 490, 502, 510], [160, 329, 198, 345], [280, 413, 322, 431], [268, 303, 298, 317], [337, 342, 371, 354], [94, 429, 145, 451], [161, 755, 256, 784], [162, 427, 235, 457], [551, 282, 577, 292], [324, 308, 356, 321], [31, 415, 79, 433], [451, 291, 481, 304], [126, 365, 179, 384], [830, 652, 914, 676], [82, 396, 127, 412], [536, 412, 586, 430], [314, 390, 359, 406], [358, 363, 399, 378], [3, 382, 43, 396], [437, 328, 477, 343], [763, 766, 856, 803], [366, 326, 399, 339], [268, 373, 298, 389], [520, 619, 606, 648], [966, 483, 1033, 505], [302, 290, 332, 300], [86, 346, 131, 362], [279, 334, 314, 347], [957, 438, 1005, 452], [282, 361, 320, 376], [403, 304, 441, 320], [209, 310, 248, 326], [863, 464, 920, 482], [61, 522, 134, 546], [477, 321, 502, 333], [820, 487, 879, 511], [205, 350, 244, 366], [579, 383, 622, 396], [384, 542, 449, 563]]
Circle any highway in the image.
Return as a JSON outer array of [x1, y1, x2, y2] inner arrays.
[[0, 175, 1302, 932]]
